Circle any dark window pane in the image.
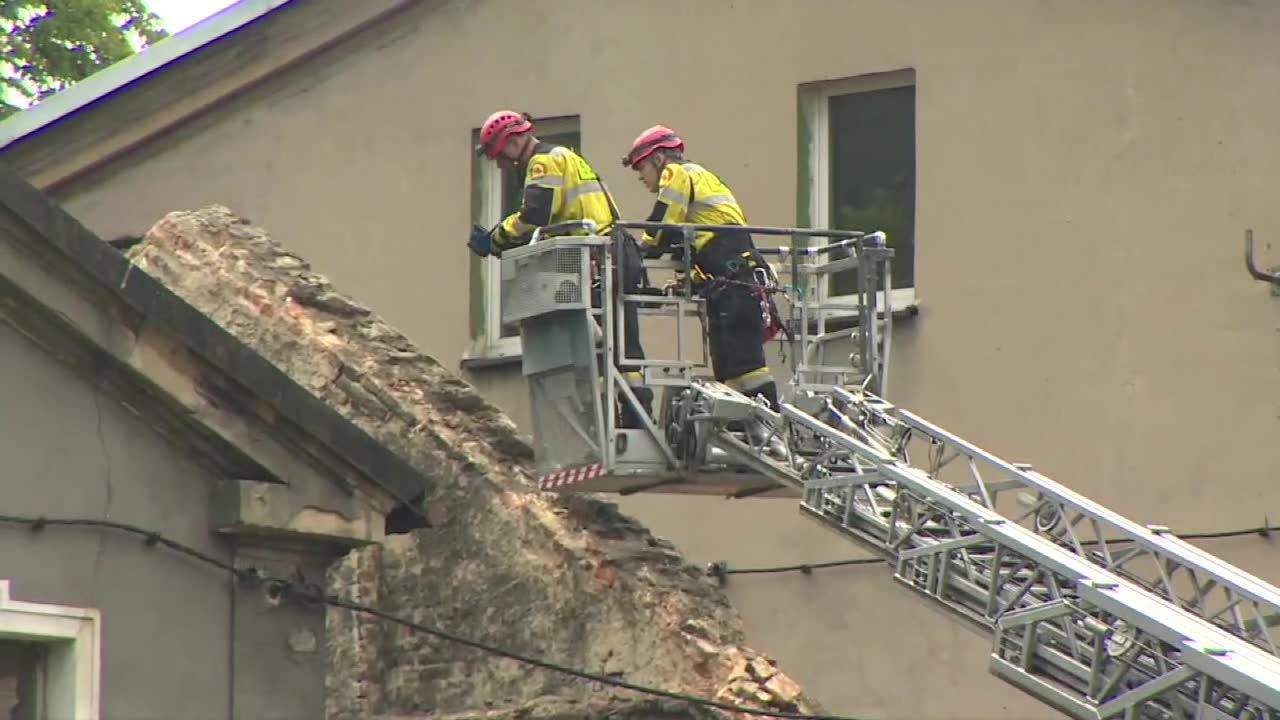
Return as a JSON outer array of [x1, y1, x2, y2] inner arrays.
[[499, 129, 582, 338], [500, 159, 523, 220], [828, 85, 915, 296], [0, 641, 43, 720]]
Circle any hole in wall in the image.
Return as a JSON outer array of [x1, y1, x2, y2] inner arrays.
[[384, 491, 430, 535]]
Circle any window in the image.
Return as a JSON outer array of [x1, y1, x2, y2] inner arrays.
[[0, 641, 42, 720], [467, 115, 583, 361], [799, 71, 917, 312], [0, 581, 100, 720]]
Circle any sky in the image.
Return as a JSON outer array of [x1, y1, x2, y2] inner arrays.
[[145, 0, 243, 34]]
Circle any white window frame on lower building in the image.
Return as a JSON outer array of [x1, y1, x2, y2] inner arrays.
[[465, 115, 582, 363], [0, 580, 101, 720], [799, 69, 918, 316]]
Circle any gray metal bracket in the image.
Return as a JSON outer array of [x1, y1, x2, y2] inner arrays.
[[1245, 229, 1280, 294]]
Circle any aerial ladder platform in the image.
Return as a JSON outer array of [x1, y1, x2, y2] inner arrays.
[[499, 219, 1280, 720]]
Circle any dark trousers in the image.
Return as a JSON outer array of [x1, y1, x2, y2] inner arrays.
[[591, 232, 654, 427], [705, 281, 769, 384], [693, 230, 771, 386]]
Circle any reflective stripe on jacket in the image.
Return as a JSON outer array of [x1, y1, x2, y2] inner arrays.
[[640, 161, 747, 254], [497, 143, 615, 247]]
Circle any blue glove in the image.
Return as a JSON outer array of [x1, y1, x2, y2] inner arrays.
[[468, 224, 492, 258]]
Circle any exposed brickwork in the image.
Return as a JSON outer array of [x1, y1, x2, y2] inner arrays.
[[127, 206, 822, 720]]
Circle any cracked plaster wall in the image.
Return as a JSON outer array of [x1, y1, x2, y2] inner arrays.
[[0, 307, 342, 720], [0, 319, 236, 719]]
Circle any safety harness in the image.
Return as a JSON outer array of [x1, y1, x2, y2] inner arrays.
[[681, 172, 792, 343]]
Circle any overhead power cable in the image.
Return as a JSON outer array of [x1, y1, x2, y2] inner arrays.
[[706, 519, 1273, 581]]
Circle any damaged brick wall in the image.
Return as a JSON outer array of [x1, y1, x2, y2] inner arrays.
[[127, 206, 819, 720]]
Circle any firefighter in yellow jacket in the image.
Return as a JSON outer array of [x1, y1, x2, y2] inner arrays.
[[621, 125, 781, 415], [469, 110, 653, 428]]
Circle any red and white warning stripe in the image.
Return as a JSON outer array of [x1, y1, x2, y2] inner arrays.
[[539, 463, 607, 491]]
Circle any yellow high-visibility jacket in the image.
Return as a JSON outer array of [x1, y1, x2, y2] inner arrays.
[[640, 161, 748, 257], [494, 143, 616, 251]]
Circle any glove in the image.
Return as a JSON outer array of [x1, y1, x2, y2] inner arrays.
[[468, 224, 492, 257], [489, 222, 520, 256]]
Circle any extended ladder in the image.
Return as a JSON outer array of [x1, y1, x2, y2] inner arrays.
[[784, 386, 1280, 719], [501, 220, 1280, 719]]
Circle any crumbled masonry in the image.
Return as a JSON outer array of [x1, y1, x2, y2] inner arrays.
[[126, 206, 825, 720]]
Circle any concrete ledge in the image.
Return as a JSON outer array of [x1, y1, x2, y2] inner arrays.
[[213, 479, 385, 550]]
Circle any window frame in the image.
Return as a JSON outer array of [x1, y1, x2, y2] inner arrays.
[[799, 70, 918, 316], [0, 580, 100, 720], [465, 115, 583, 364]]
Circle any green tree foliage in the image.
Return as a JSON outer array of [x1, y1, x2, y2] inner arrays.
[[1, 0, 168, 119]]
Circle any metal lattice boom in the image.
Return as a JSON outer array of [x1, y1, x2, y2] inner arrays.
[[829, 388, 1280, 660], [777, 387, 1280, 719]]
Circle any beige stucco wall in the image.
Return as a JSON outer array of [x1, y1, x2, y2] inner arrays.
[[32, 0, 1280, 717]]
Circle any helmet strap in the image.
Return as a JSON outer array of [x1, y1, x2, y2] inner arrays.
[[514, 132, 537, 162]]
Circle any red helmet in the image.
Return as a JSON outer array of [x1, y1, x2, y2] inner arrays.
[[621, 125, 684, 168], [477, 110, 533, 159]]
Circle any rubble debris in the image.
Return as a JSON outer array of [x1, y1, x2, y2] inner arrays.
[[127, 206, 824, 720]]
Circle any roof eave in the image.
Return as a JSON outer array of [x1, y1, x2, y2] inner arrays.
[[0, 162, 428, 508], [0, 0, 296, 151]]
